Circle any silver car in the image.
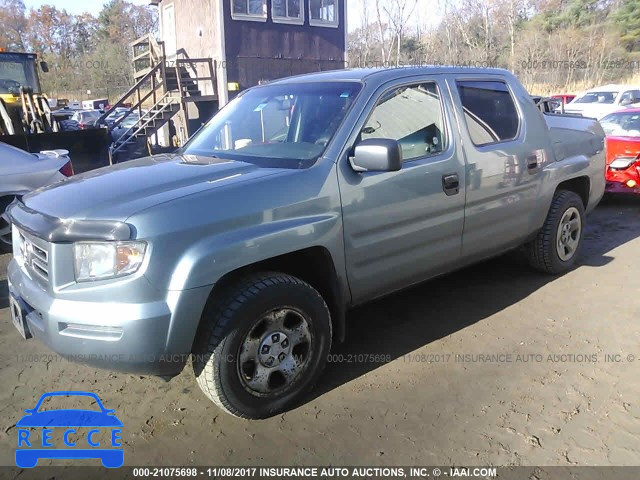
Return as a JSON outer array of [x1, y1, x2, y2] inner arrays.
[[0, 142, 73, 251]]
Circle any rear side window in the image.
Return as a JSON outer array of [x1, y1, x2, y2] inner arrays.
[[456, 80, 520, 146], [620, 90, 640, 104]]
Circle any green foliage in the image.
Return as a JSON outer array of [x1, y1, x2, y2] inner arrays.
[[612, 0, 640, 51], [537, 0, 610, 32]]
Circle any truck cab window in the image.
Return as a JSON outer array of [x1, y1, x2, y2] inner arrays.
[[456, 80, 520, 146], [361, 82, 446, 161]]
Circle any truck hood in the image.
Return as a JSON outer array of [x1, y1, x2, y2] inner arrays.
[[22, 153, 288, 221]]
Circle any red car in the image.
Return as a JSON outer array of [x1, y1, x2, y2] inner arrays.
[[599, 108, 640, 194], [550, 94, 576, 113]]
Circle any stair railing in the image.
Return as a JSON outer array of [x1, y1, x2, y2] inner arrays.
[[109, 93, 177, 158], [95, 62, 165, 130]]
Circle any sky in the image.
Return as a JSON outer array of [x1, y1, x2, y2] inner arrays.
[[23, 0, 366, 31], [24, 0, 149, 14]]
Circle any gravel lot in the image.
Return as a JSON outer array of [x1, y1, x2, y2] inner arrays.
[[1, 195, 639, 470]]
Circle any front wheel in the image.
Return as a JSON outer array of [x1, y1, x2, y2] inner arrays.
[[526, 190, 585, 274], [193, 272, 332, 419]]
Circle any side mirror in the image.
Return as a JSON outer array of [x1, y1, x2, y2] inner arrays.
[[351, 138, 402, 172], [40, 61, 49, 73]]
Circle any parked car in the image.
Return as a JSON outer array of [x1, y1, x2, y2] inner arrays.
[[531, 95, 558, 114], [70, 109, 103, 129], [103, 107, 130, 129], [0, 142, 73, 252], [50, 108, 75, 121], [564, 84, 640, 119], [599, 108, 640, 194], [6, 67, 605, 419], [50, 108, 80, 131], [110, 112, 144, 141], [550, 94, 576, 113]]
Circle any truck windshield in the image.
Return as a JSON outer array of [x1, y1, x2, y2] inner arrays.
[[0, 54, 40, 94], [183, 82, 362, 168]]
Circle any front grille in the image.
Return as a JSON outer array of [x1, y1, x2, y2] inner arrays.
[[18, 230, 50, 283]]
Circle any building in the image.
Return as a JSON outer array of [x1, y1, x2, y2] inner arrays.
[[104, 1, 347, 161], [152, 0, 347, 107]]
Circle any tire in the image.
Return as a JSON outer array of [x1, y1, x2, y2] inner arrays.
[[193, 272, 332, 419], [526, 190, 585, 274], [0, 221, 11, 253], [59, 119, 80, 132]]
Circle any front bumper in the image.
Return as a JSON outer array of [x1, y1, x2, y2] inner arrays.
[[7, 258, 211, 376]]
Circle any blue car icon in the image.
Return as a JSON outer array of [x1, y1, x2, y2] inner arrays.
[[16, 391, 123, 468]]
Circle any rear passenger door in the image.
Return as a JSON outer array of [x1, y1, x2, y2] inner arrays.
[[449, 78, 545, 260], [338, 78, 466, 304]]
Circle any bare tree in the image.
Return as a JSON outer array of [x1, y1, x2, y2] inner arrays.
[[361, 0, 371, 66], [383, 0, 419, 66], [374, 0, 391, 64]]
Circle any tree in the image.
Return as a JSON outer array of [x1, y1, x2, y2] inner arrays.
[[97, 0, 158, 44], [613, 0, 640, 51], [0, 0, 28, 51], [91, 0, 158, 96], [383, 0, 419, 66], [27, 6, 75, 56], [72, 13, 99, 57]]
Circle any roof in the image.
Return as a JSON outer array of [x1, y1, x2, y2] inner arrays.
[[584, 84, 640, 92], [267, 66, 515, 85], [608, 108, 640, 115], [0, 51, 37, 57]]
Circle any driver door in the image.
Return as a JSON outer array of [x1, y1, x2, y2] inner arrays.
[[338, 78, 466, 304]]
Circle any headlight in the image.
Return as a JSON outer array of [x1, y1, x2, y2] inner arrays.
[[610, 157, 637, 170], [74, 241, 147, 282]]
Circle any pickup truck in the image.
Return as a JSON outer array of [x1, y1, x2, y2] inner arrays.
[[7, 67, 605, 419]]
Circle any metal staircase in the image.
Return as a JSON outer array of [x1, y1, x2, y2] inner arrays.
[[97, 34, 218, 163]]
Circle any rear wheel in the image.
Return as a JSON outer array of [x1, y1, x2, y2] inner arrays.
[[526, 190, 585, 274], [193, 272, 332, 419]]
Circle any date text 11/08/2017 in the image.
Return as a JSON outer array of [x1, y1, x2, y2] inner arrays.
[[131, 467, 498, 478]]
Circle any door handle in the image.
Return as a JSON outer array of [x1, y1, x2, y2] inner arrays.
[[526, 154, 539, 170], [442, 173, 460, 196]]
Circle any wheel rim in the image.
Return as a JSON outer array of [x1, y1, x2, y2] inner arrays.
[[237, 307, 312, 396], [556, 206, 581, 261]]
